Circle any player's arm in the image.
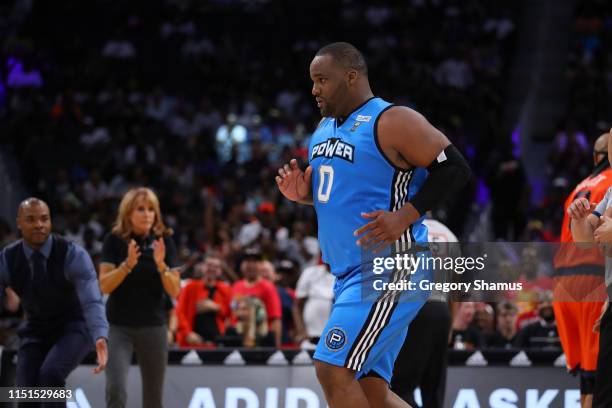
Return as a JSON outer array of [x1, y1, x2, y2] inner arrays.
[[380, 106, 471, 220], [355, 107, 470, 249]]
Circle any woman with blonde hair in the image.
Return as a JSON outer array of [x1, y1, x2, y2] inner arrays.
[[99, 187, 180, 408]]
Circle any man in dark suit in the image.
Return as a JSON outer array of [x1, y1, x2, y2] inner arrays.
[[0, 198, 108, 406]]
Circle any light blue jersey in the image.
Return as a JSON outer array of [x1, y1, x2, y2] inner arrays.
[[310, 97, 431, 382], [309, 97, 428, 277]]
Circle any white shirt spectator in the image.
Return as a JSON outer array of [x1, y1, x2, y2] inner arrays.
[[236, 219, 262, 248], [295, 264, 335, 338]]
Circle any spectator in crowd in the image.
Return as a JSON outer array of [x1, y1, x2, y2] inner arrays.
[[282, 221, 320, 269], [225, 296, 274, 348], [176, 255, 231, 346], [293, 262, 334, 347], [516, 292, 543, 330], [261, 259, 296, 344], [99, 187, 181, 408], [231, 248, 282, 347], [487, 301, 519, 349], [515, 292, 561, 350], [450, 302, 483, 350], [474, 303, 496, 344]]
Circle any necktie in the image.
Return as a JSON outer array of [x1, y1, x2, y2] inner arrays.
[[31, 251, 47, 292]]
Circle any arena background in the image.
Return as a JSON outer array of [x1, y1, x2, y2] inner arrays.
[[0, 0, 610, 407]]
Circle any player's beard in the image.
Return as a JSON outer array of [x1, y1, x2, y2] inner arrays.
[[318, 100, 333, 117]]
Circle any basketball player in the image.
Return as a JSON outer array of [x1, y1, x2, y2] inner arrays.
[[276, 42, 471, 408], [553, 132, 612, 408]]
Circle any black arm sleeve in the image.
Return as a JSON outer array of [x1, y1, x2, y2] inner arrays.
[[410, 144, 471, 215]]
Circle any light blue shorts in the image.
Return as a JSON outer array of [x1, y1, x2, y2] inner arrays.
[[314, 263, 428, 383]]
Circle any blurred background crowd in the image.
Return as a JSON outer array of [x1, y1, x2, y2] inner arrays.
[[0, 0, 610, 351]]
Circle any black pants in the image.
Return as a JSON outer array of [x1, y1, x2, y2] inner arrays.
[[16, 322, 92, 408], [594, 304, 612, 407], [391, 301, 451, 408]]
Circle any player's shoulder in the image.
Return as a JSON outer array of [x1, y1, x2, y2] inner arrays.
[[377, 105, 429, 135], [378, 105, 425, 123]]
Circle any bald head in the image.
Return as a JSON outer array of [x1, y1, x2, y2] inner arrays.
[[17, 198, 51, 249], [594, 133, 610, 166], [18, 198, 49, 218]]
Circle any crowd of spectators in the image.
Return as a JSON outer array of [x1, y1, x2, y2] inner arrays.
[[0, 0, 570, 353], [450, 296, 561, 352]]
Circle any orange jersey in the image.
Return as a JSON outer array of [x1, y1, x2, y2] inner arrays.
[[554, 164, 612, 270]]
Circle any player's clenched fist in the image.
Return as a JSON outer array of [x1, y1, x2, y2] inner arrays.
[[275, 159, 313, 203], [567, 197, 592, 220]]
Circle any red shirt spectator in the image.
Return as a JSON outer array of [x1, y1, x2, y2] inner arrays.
[[231, 278, 282, 324], [176, 256, 231, 346], [231, 249, 282, 347]]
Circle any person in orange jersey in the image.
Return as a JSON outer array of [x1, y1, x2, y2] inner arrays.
[[553, 131, 611, 408]]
